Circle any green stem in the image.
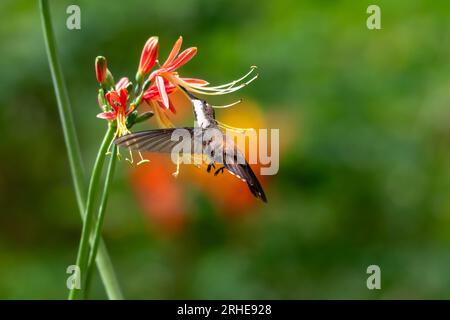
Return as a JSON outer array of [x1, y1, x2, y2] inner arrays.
[[39, 0, 85, 211], [85, 144, 118, 297], [39, 0, 123, 299], [68, 126, 115, 299]]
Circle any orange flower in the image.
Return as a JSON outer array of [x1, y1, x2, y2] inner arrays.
[[148, 37, 211, 108], [150, 37, 256, 99], [143, 36, 258, 127]]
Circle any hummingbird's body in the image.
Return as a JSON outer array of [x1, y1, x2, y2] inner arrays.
[[115, 87, 267, 202]]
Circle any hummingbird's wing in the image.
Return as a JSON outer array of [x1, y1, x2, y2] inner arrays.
[[114, 128, 197, 153], [115, 129, 268, 203]]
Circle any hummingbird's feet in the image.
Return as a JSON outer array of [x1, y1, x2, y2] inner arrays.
[[207, 163, 216, 173], [207, 163, 224, 175], [214, 166, 225, 176]]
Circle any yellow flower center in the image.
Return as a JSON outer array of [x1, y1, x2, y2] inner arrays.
[[115, 108, 130, 137]]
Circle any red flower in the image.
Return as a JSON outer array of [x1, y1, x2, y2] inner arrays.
[[97, 80, 134, 137], [136, 36, 159, 80]]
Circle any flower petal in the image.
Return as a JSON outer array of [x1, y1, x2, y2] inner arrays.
[[152, 101, 174, 128], [97, 111, 117, 120], [168, 99, 176, 114], [163, 36, 183, 67], [143, 86, 159, 100], [182, 77, 209, 86], [165, 47, 197, 72], [105, 91, 120, 107], [156, 75, 170, 109], [115, 77, 130, 90], [143, 81, 177, 102], [157, 99, 176, 114], [119, 88, 129, 106], [138, 36, 159, 76]]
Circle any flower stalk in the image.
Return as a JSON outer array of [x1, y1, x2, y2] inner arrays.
[[39, 0, 123, 300], [68, 125, 116, 300], [85, 144, 118, 297]]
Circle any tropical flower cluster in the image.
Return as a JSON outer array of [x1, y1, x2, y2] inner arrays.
[[95, 36, 258, 143]]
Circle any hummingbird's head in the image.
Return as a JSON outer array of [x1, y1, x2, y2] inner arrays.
[[179, 86, 215, 125]]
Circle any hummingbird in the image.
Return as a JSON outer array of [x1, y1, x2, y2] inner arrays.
[[114, 86, 267, 203]]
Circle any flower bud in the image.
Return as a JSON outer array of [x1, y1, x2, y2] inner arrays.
[[126, 109, 138, 128], [136, 36, 159, 81], [135, 111, 154, 124], [95, 56, 107, 84]]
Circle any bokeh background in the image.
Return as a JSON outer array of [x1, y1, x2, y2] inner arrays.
[[1, 0, 450, 299]]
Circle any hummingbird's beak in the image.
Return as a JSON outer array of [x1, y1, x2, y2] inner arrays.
[[178, 85, 200, 101]]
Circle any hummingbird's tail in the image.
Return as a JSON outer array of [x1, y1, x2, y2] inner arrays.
[[224, 161, 267, 203]]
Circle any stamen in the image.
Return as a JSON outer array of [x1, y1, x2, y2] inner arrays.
[[105, 132, 117, 156], [189, 71, 258, 92], [152, 101, 175, 128], [137, 151, 150, 165], [165, 69, 258, 96], [202, 66, 257, 90], [174, 74, 258, 95], [212, 99, 242, 109], [125, 149, 134, 164], [217, 120, 255, 133], [187, 66, 257, 90]]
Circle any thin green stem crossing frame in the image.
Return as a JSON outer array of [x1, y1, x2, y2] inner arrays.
[[39, 0, 123, 299]]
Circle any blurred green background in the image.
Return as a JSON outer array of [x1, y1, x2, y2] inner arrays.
[[1, 0, 450, 299]]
